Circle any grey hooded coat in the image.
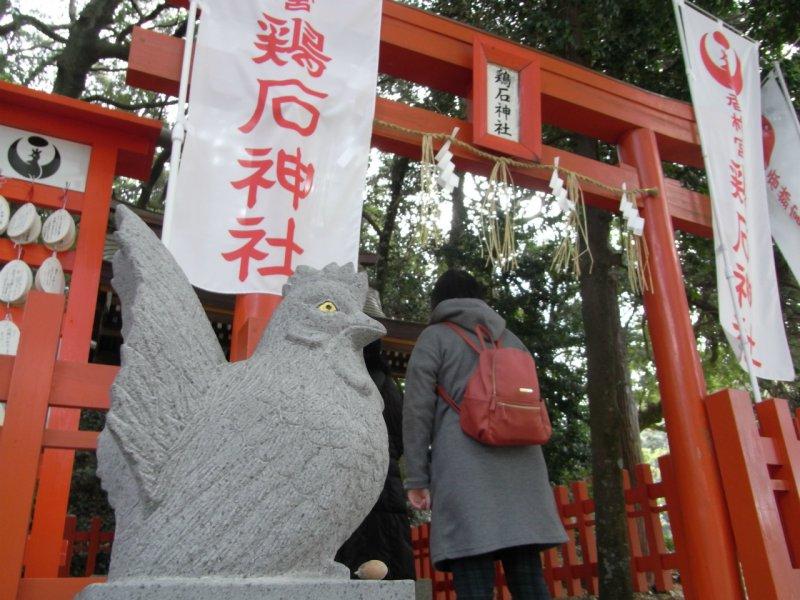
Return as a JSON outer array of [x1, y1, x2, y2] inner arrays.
[[403, 298, 567, 569]]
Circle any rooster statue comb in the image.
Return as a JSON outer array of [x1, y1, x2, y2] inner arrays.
[[95, 206, 388, 581]]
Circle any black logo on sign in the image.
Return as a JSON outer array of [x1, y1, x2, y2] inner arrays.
[[7, 135, 62, 179]]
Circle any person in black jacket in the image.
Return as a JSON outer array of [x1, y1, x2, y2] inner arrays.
[[335, 292, 415, 581]]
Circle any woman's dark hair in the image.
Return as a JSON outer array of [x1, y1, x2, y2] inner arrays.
[[430, 269, 484, 309]]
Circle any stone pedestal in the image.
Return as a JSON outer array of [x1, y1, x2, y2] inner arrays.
[[76, 577, 416, 600]]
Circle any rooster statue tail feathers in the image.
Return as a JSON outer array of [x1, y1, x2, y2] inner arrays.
[[98, 205, 228, 523]]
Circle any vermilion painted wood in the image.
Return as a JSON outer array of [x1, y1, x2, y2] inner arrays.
[[17, 577, 105, 600], [617, 129, 743, 600], [0, 81, 160, 181], [0, 357, 116, 410], [755, 399, 800, 564], [0, 81, 159, 580], [552, 485, 583, 596], [570, 482, 598, 595], [0, 179, 86, 213], [372, 97, 713, 234], [41, 430, 100, 451], [621, 470, 651, 592], [0, 240, 76, 271], [631, 464, 673, 590], [471, 33, 542, 161], [706, 391, 800, 599], [60, 516, 115, 578], [0, 292, 65, 600], [133, 1, 704, 169], [229, 294, 282, 361], [374, 98, 639, 200], [49, 362, 117, 410], [25, 144, 119, 577], [656, 455, 693, 599]]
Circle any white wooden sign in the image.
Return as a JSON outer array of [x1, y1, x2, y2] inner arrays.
[[487, 63, 521, 142], [0, 124, 91, 192]]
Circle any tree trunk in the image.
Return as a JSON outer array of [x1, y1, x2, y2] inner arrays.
[[445, 172, 466, 268], [53, 0, 124, 97], [137, 147, 169, 209], [373, 156, 410, 295], [580, 204, 634, 600], [574, 136, 641, 600]]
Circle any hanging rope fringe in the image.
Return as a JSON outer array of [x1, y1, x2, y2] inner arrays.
[[376, 118, 659, 198], [405, 121, 657, 277], [481, 159, 518, 271], [418, 133, 438, 245], [625, 231, 653, 294], [421, 134, 436, 200], [551, 173, 592, 277]]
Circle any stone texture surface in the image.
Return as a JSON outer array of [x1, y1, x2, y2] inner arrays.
[[96, 206, 398, 589], [76, 578, 415, 600]]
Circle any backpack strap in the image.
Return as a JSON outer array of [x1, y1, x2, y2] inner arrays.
[[436, 384, 461, 414], [444, 322, 501, 352], [443, 322, 482, 353]]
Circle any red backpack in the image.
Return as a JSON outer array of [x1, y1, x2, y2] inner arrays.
[[436, 322, 552, 446]]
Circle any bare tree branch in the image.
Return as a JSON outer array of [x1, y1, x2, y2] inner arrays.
[[0, 13, 70, 41], [82, 94, 177, 111], [362, 210, 382, 235], [96, 38, 131, 61], [22, 55, 53, 85]]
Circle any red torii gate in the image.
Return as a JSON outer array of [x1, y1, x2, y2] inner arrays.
[[123, 3, 789, 599], [0, 2, 798, 599]]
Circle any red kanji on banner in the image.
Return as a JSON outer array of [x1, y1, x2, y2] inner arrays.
[[732, 211, 749, 260], [778, 186, 791, 209], [731, 113, 743, 131], [253, 14, 331, 77], [733, 136, 744, 158], [239, 79, 328, 136], [731, 320, 763, 367], [733, 263, 752, 307], [729, 160, 745, 203], [222, 217, 269, 282], [285, 0, 315, 11], [230, 148, 276, 209], [253, 12, 291, 67], [278, 148, 314, 209], [726, 93, 741, 112], [766, 169, 781, 191], [258, 218, 304, 277]]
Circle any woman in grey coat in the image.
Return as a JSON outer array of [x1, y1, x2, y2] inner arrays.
[[403, 270, 567, 600]]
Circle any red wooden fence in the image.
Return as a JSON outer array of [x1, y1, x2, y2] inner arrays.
[[706, 389, 800, 599], [59, 518, 114, 578], [411, 461, 680, 599], [63, 460, 680, 597]]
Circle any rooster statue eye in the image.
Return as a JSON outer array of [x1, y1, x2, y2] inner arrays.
[[317, 300, 338, 313]]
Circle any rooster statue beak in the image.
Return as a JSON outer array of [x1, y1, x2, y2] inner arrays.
[[345, 313, 386, 348]]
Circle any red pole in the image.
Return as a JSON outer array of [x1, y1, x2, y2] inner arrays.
[[229, 293, 282, 361], [617, 128, 744, 600], [0, 292, 65, 599], [26, 144, 119, 576]]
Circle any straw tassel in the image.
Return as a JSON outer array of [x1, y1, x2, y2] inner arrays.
[[551, 172, 592, 277], [481, 158, 518, 271]]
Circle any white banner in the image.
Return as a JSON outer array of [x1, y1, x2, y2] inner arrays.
[[762, 66, 800, 285], [0, 124, 90, 192], [164, 0, 381, 294], [674, 1, 794, 381]]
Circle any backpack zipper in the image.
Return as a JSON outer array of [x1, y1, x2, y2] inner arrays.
[[496, 401, 541, 411]]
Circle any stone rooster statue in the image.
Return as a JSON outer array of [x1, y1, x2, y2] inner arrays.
[[79, 207, 413, 599]]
